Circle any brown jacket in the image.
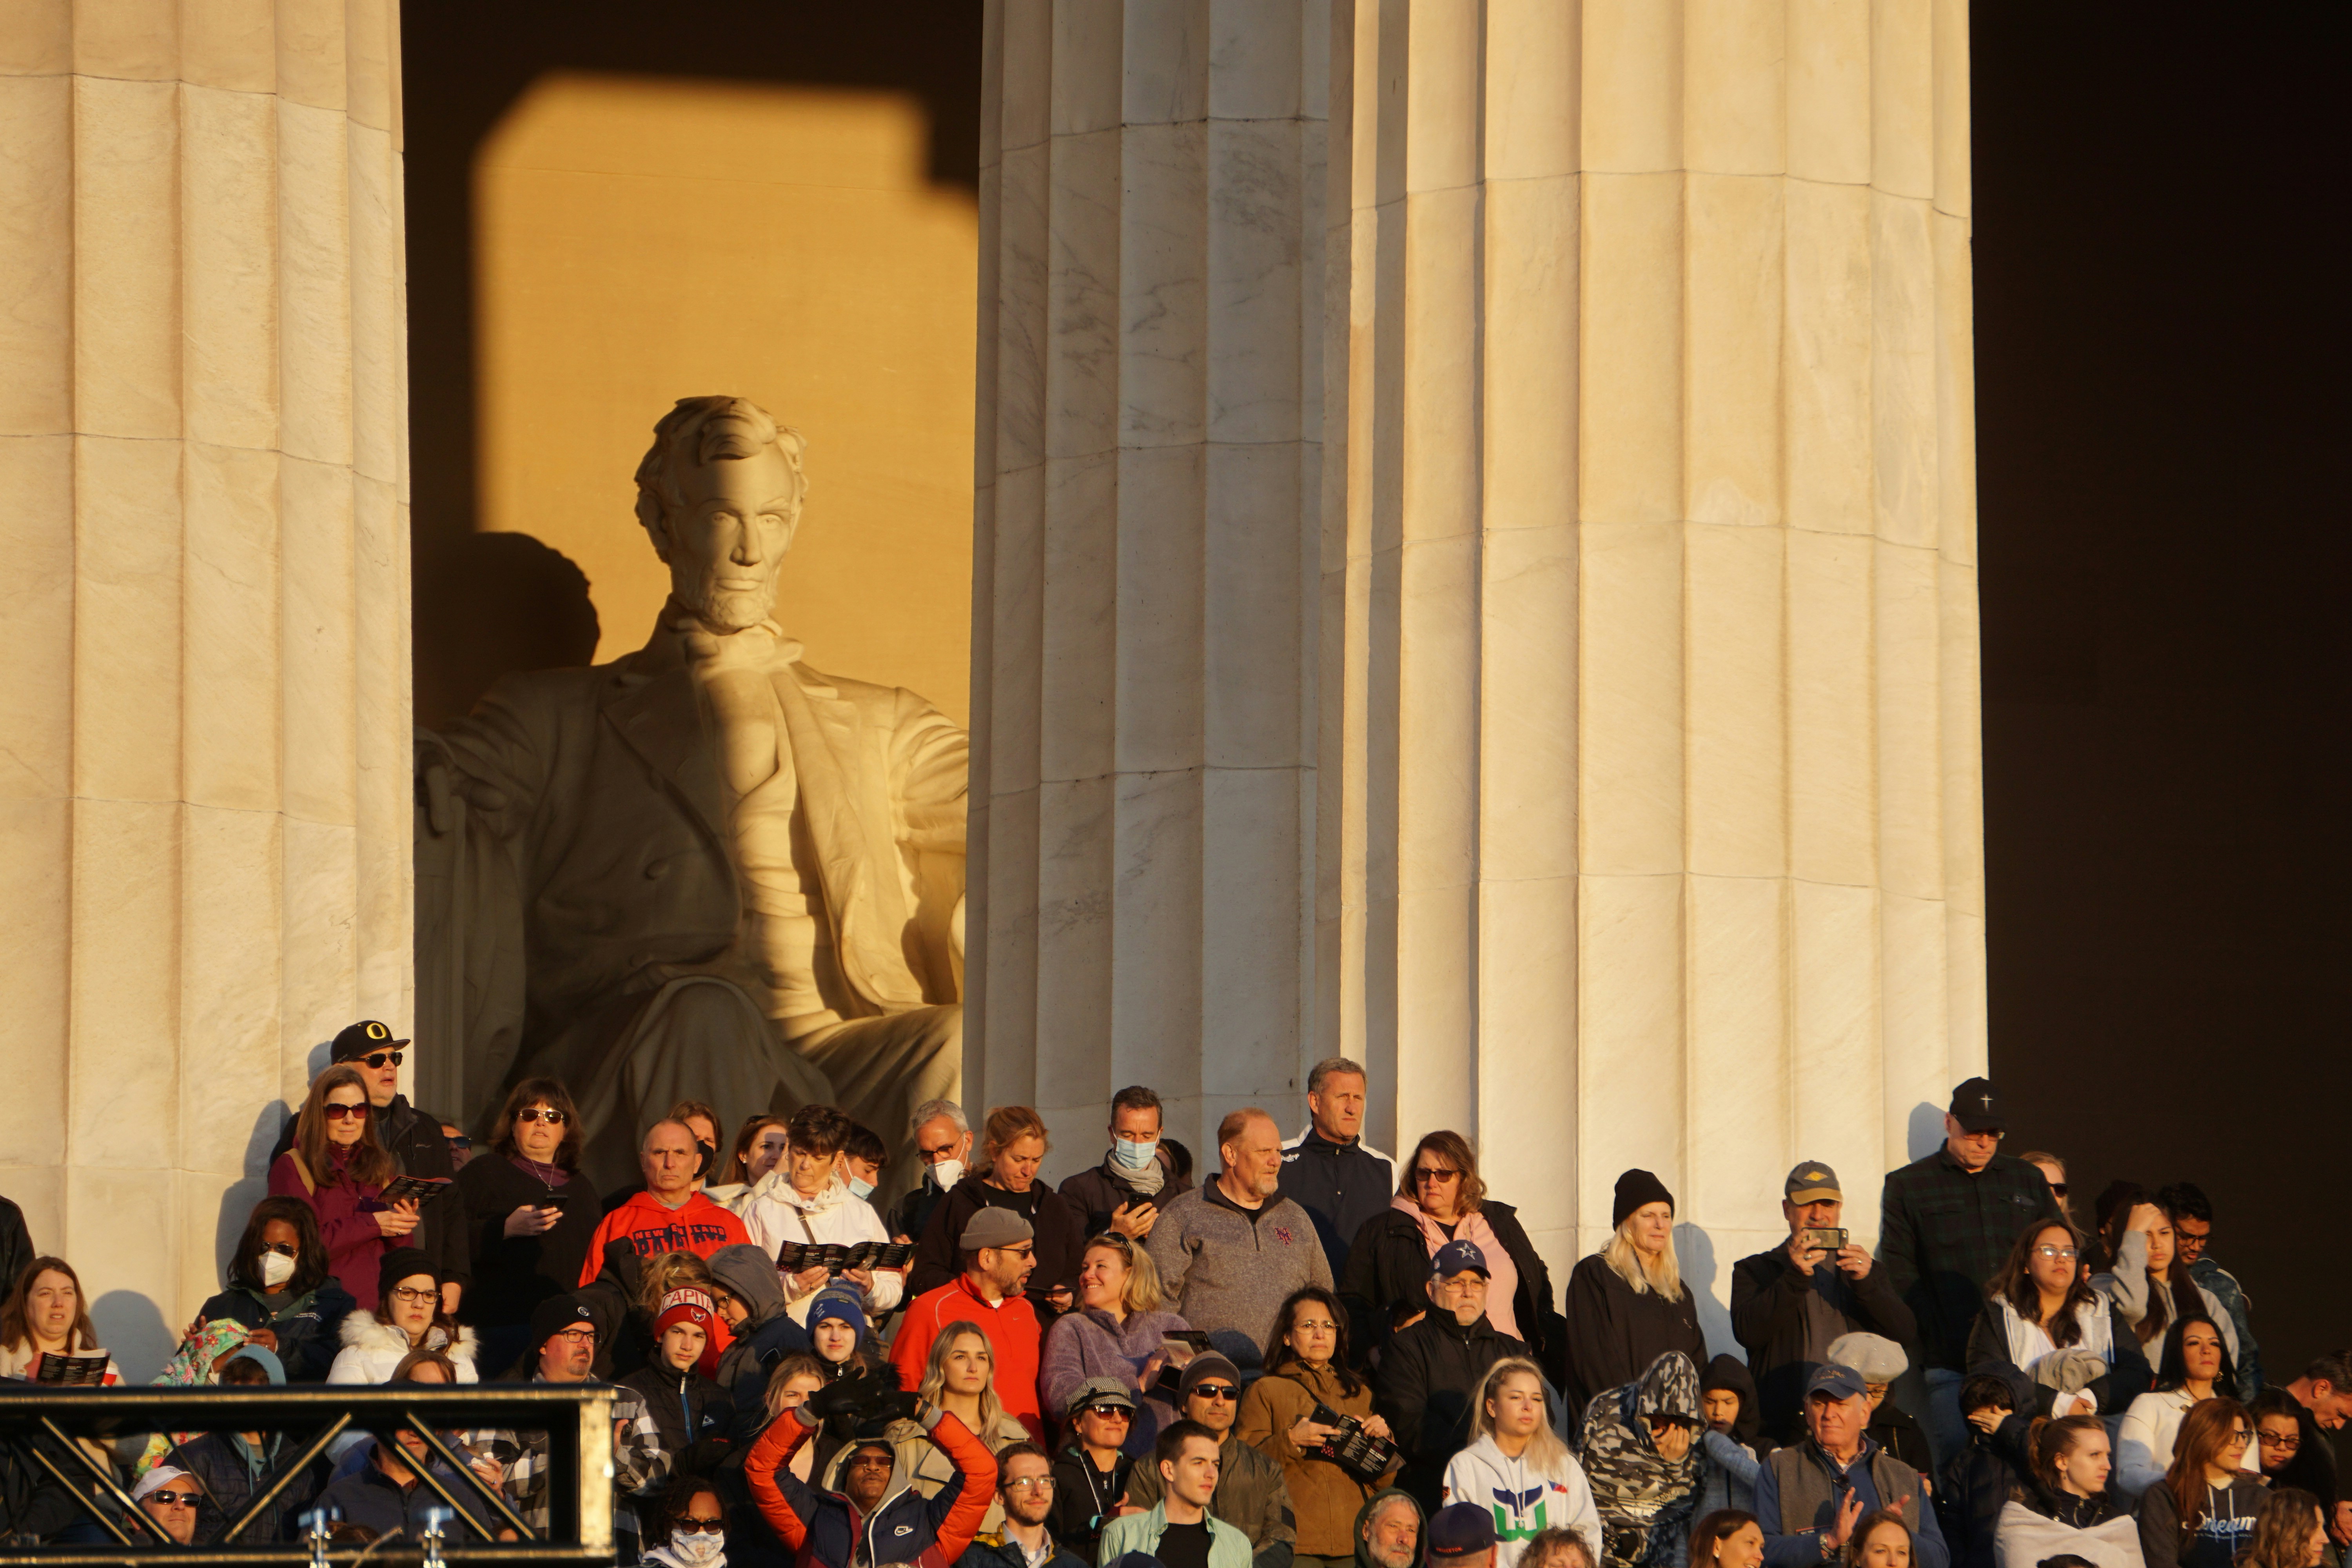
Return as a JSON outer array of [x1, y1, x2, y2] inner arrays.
[[1238, 1361, 1390, 1557]]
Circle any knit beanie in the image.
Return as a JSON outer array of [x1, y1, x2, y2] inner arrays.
[[1612, 1169, 1675, 1230], [376, 1246, 439, 1305], [653, 1287, 717, 1341], [807, 1286, 867, 1343], [526, 1292, 599, 1356]]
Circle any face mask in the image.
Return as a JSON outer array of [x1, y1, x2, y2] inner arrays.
[[848, 1177, 876, 1201], [259, 1252, 296, 1289], [931, 1158, 965, 1191], [1111, 1138, 1158, 1172], [670, 1528, 725, 1565]]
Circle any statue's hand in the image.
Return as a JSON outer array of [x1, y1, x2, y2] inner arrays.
[[416, 740, 507, 836]]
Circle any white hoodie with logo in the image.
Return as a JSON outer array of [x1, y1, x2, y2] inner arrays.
[[1442, 1433, 1603, 1568]]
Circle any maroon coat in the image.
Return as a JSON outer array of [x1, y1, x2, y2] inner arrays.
[[269, 1149, 393, 1312]]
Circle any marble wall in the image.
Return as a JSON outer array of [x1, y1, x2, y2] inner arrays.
[[971, 0, 1985, 1335], [0, 0, 411, 1373]]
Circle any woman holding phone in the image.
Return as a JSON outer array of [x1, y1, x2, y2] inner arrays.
[[454, 1078, 601, 1376]]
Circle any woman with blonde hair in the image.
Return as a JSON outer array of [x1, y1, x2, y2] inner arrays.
[[267, 1064, 419, 1314], [1340, 1130, 1560, 1375], [1564, 1171, 1705, 1414], [906, 1105, 1087, 1307], [1445, 1356, 1600, 1568], [822, 1320, 1028, 1531], [1042, 1232, 1190, 1452]]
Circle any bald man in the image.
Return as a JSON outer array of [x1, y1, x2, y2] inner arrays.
[[578, 1120, 751, 1284], [1145, 1107, 1333, 1367]]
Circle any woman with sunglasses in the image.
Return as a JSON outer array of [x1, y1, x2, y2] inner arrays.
[[2138, 1399, 2264, 1568], [267, 1065, 416, 1313], [193, 1197, 356, 1382], [1341, 1130, 1560, 1377], [455, 1077, 602, 1376], [648, 1472, 732, 1567]]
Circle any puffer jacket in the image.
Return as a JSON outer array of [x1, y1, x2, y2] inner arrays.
[[1934, 1399, 2035, 1568], [195, 1277, 357, 1383], [619, 1361, 735, 1473], [744, 1405, 996, 1568], [323, 1311, 479, 1385], [1344, 1199, 1563, 1383], [820, 1408, 1032, 1537]]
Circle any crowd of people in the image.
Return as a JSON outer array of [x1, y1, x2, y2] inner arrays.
[[0, 1028, 2339, 1568]]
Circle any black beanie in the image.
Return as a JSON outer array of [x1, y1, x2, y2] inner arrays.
[[376, 1247, 439, 1305], [526, 1292, 599, 1356], [1612, 1168, 1675, 1230]]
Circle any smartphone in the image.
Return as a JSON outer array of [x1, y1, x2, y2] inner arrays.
[[1123, 1192, 1158, 1216], [1799, 1227, 1849, 1252]]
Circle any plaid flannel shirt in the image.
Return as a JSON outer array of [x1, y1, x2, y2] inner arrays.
[[500, 1378, 669, 1538], [1878, 1146, 2062, 1372]]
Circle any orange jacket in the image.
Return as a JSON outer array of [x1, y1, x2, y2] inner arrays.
[[890, 1276, 1046, 1445], [576, 1191, 750, 1287], [744, 1405, 996, 1568]]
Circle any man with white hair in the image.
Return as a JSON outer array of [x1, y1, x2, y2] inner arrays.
[[417, 395, 969, 1189], [888, 1098, 972, 1245]]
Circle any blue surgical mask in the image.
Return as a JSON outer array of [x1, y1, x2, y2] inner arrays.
[[848, 1177, 876, 1201], [1111, 1138, 1157, 1172]]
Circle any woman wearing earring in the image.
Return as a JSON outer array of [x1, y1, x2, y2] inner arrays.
[[268, 1065, 416, 1314]]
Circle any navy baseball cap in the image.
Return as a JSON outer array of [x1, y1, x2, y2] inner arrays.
[[1806, 1362, 1869, 1403], [1428, 1503, 1497, 1559], [1431, 1239, 1490, 1279]]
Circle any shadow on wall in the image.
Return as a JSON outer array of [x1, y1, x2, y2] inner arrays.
[[90, 1292, 171, 1387], [415, 533, 602, 731]]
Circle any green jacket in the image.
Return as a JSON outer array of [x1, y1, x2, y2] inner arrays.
[[1098, 1500, 1255, 1568]]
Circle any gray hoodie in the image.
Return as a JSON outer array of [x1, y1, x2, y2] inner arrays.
[[708, 1241, 808, 1441]]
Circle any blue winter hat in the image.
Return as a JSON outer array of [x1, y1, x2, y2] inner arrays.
[[225, 1345, 286, 1385], [808, 1286, 867, 1340]]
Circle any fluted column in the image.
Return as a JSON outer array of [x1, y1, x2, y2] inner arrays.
[[1322, 0, 1982, 1292], [967, 0, 1327, 1149], [0, 1, 411, 1370]]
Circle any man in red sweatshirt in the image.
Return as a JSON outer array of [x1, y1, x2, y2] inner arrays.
[[891, 1207, 1045, 1442], [579, 1120, 750, 1285]]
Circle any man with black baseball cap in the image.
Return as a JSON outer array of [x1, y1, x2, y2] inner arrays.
[[272, 1020, 469, 1308], [1877, 1078, 2061, 1472], [1753, 1364, 1949, 1568], [1730, 1161, 1918, 1442]]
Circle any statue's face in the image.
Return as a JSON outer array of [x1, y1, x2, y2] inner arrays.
[[652, 445, 799, 633]]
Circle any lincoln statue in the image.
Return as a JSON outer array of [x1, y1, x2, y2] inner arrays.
[[416, 396, 965, 1192]]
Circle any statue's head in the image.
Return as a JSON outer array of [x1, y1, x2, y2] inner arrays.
[[632, 396, 810, 633]]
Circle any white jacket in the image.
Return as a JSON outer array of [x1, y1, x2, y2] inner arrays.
[[1988, 1296, 2113, 1417], [1993, 1500, 2143, 1568], [325, 1312, 480, 1385], [735, 1171, 904, 1323], [1441, 1434, 1602, 1568], [2114, 1388, 2259, 1497]]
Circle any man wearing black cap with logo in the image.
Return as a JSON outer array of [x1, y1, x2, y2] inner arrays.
[[1123, 1354, 1297, 1568], [1731, 1161, 1918, 1443], [274, 1020, 468, 1310], [1877, 1078, 2060, 1472], [1379, 1240, 1530, 1510], [1752, 1363, 1949, 1568], [501, 1294, 667, 1548]]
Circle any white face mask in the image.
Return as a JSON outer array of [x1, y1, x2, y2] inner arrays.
[[1111, 1138, 1158, 1172], [670, 1527, 725, 1565], [848, 1177, 876, 1202], [259, 1251, 296, 1289], [931, 1158, 965, 1191]]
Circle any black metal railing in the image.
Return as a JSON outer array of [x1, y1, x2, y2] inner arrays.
[[0, 1385, 618, 1563]]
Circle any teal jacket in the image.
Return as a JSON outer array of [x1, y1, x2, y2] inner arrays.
[[1097, 1500, 1254, 1568]]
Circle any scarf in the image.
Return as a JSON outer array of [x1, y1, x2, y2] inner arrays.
[[1575, 1351, 1703, 1568]]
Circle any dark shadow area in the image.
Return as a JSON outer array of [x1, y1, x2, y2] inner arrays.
[[415, 532, 601, 729], [402, 0, 984, 725], [1973, 9, 2346, 1379]]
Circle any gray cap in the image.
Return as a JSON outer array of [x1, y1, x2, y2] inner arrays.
[[1068, 1375, 1137, 1415], [1826, 1331, 1906, 1383], [959, 1206, 1034, 1251]]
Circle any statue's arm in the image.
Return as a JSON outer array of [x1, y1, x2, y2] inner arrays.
[[886, 689, 968, 855], [417, 682, 557, 842]]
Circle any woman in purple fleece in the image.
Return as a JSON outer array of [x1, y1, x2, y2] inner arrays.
[[1042, 1232, 1193, 1455]]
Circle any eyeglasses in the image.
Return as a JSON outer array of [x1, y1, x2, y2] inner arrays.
[[260, 1241, 298, 1259], [1084, 1403, 1134, 1419], [552, 1327, 596, 1343], [672, 1518, 725, 1535], [1004, 1477, 1056, 1494], [1192, 1385, 1239, 1402], [357, 1050, 404, 1069], [515, 1107, 568, 1125], [2032, 1245, 2078, 1261], [1413, 1167, 1461, 1185], [322, 1102, 371, 1121], [387, 1286, 439, 1306], [2258, 1431, 2301, 1452], [2224, 1430, 2254, 1448], [144, 1492, 200, 1508]]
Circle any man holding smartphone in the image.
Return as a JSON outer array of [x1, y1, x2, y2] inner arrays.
[[1730, 1163, 1918, 1443]]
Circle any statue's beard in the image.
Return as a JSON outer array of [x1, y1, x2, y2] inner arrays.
[[674, 577, 778, 635]]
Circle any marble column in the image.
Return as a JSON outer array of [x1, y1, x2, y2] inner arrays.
[[1321, 0, 1984, 1293], [967, 0, 1328, 1152], [0, 0, 411, 1372]]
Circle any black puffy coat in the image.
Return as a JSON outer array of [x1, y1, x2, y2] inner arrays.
[[618, 1361, 735, 1473], [1342, 1201, 1563, 1385]]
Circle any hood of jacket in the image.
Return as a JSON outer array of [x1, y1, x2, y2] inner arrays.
[[707, 1242, 789, 1329], [749, 1167, 853, 1219], [1350, 1485, 1428, 1568], [1700, 1353, 1763, 1448], [338, 1311, 478, 1365]]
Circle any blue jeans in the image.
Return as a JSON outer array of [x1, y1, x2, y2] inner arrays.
[[1921, 1366, 1967, 1474]]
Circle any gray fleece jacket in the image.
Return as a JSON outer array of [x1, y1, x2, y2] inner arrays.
[[1145, 1180, 1333, 1368]]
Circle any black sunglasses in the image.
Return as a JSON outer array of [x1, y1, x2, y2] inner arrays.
[[356, 1050, 405, 1069], [672, 1518, 724, 1535], [1084, 1402, 1134, 1419], [1191, 1385, 1239, 1401]]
